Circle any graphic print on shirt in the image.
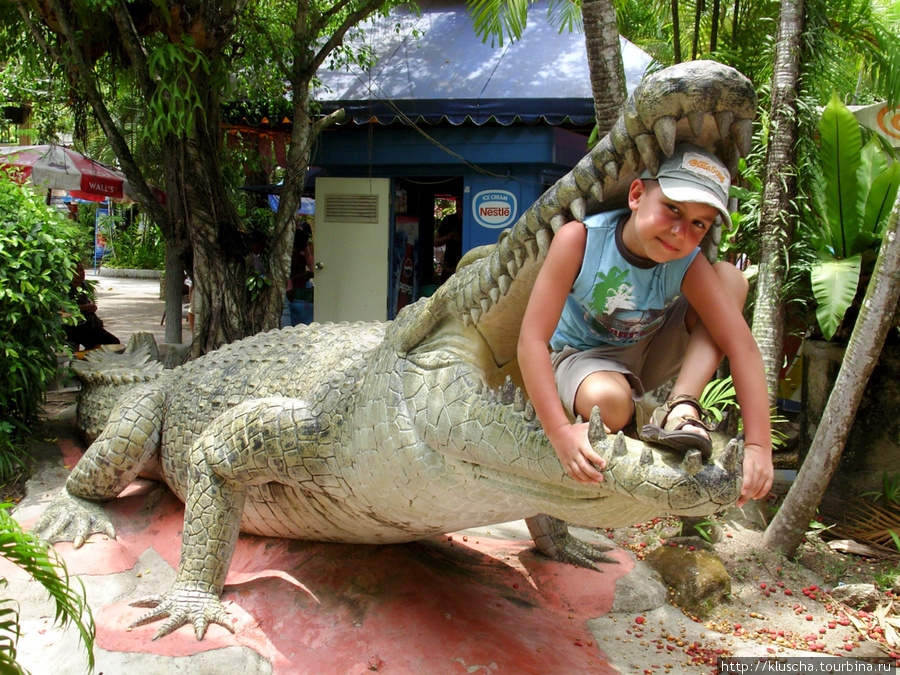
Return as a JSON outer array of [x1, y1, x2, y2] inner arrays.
[[584, 266, 666, 344]]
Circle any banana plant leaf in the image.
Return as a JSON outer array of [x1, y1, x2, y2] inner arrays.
[[820, 93, 862, 258], [811, 252, 862, 340]]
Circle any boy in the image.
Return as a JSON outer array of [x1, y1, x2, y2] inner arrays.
[[518, 144, 772, 508]]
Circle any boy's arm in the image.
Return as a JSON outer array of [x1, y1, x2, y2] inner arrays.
[[681, 256, 773, 506], [518, 221, 607, 484]]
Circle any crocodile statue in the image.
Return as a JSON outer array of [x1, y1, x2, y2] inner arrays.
[[33, 60, 757, 641]]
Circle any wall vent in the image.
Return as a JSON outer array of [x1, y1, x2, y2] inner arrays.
[[323, 193, 379, 223]]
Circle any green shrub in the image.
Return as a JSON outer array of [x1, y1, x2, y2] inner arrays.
[[102, 210, 165, 270], [0, 175, 76, 431]]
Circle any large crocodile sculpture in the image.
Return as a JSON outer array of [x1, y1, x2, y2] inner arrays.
[[34, 60, 757, 641]]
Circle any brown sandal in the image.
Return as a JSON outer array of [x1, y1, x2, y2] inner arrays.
[[640, 394, 714, 458]]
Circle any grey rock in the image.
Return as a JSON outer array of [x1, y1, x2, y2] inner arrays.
[[829, 583, 883, 612], [611, 562, 668, 613]]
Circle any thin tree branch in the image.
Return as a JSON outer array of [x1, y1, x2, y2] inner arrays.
[[245, 14, 292, 78], [11, 0, 62, 63], [313, 107, 346, 134], [43, 0, 170, 233], [307, 0, 393, 78], [110, 0, 156, 98], [317, 0, 365, 28]]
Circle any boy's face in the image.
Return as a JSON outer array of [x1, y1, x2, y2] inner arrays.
[[624, 180, 719, 263]]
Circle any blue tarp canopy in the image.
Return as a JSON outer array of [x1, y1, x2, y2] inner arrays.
[[314, 0, 653, 126]]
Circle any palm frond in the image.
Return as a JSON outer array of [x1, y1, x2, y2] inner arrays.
[[0, 595, 22, 675], [0, 505, 94, 673], [466, 0, 533, 46], [830, 497, 900, 549], [547, 0, 582, 34]]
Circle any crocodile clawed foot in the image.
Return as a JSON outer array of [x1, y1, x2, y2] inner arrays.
[[550, 535, 618, 571], [31, 490, 117, 548], [525, 513, 618, 571], [589, 408, 745, 515], [130, 587, 234, 641]]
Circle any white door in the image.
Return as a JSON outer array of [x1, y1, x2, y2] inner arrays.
[[314, 177, 391, 323]]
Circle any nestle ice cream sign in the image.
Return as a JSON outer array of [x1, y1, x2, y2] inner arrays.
[[473, 190, 517, 229]]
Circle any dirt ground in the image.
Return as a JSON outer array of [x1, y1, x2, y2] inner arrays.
[[594, 507, 900, 672]]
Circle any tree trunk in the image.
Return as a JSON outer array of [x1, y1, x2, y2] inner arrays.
[[710, 0, 720, 52], [168, 128, 284, 356], [763, 193, 900, 557], [163, 42, 285, 355], [732, 0, 740, 45], [581, 0, 627, 136], [672, 0, 682, 63], [750, 0, 805, 404], [163, 241, 183, 345], [691, 0, 703, 60]]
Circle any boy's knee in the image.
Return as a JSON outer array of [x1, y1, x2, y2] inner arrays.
[[573, 373, 633, 431], [712, 261, 749, 305]]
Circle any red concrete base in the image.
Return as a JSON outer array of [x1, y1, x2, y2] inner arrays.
[[15, 441, 630, 673]]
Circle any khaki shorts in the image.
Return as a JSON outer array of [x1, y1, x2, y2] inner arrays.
[[551, 295, 691, 417]]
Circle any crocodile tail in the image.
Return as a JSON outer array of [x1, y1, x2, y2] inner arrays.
[[72, 339, 165, 442], [390, 60, 756, 359]]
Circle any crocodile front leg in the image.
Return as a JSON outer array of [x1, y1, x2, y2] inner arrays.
[[130, 443, 245, 640], [130, 397, 328, 640], [32, 384, 166, 547]]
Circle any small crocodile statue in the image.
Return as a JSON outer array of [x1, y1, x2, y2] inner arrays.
[[34, 60, 756, 641]]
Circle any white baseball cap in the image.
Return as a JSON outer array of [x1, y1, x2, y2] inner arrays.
[[641, 144, 731, 224]]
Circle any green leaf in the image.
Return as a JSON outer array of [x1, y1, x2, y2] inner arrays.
[[811, 252, 862, 340], [820, 93, 862, 257], [700, 376, 737, 422], [466, 0, 531, 46], [856, 138, 889, 228], [864, 162, 900, 239], [0, 504, 95, 671]]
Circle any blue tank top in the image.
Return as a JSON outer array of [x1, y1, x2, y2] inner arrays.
[[550, 209, 698, 351]]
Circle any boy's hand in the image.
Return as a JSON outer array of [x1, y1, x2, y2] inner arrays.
[[736, 443, 773, 507], [548, 423, 607, 484]]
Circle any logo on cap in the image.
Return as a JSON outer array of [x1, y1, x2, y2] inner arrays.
[[682, 151, 728, 188]]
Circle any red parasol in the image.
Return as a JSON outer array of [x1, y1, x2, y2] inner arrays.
[[0, 144, 129, 202]]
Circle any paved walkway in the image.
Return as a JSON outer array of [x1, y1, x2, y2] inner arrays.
[[85, 270, 189, 348]]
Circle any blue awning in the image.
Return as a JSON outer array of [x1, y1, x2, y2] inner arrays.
[[313, 0, 653, 126]]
